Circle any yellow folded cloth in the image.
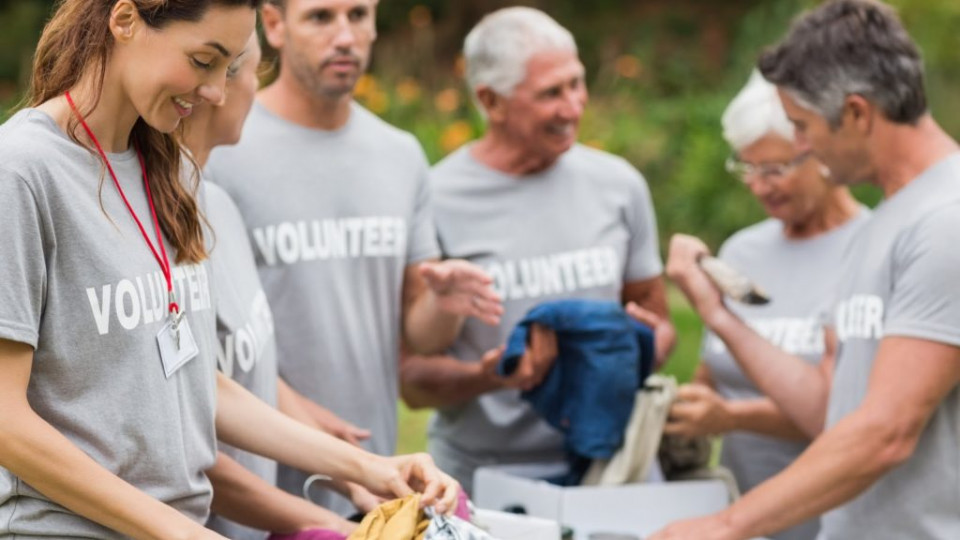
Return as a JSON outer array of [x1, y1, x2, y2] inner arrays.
[[348, 494, 430, 540]]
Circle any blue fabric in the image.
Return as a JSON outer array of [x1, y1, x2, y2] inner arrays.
[[499, 299, 655, 472]]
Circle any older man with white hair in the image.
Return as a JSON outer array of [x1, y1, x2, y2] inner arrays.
[[400, 6, 675, 492]]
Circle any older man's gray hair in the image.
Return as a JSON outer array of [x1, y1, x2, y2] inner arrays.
[[758, 0, 927, 128], [464, 7, 577, 98]]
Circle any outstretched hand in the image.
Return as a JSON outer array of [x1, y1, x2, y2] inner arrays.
[[419, 260, 503, 326]]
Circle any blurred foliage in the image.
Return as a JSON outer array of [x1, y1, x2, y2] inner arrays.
[[2, 0, 958, 248], [362, 0, 958, 249]]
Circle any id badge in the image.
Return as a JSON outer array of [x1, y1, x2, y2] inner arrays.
[[157, 317, 199, 378]]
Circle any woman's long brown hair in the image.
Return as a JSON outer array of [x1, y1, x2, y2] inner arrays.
[[27, 0, 261, 264]]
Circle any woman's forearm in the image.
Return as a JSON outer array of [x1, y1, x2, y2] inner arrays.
[[215, 373, 372, 486], [727, 398, 809, 441], [208, 452, 353, 534]]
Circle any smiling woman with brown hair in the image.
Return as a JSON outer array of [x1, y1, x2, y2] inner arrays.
[[0, 1, 462, 537], [0, 1, 259, 538]]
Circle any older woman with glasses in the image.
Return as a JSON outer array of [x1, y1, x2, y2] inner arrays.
[[662, 71, 868, 540]]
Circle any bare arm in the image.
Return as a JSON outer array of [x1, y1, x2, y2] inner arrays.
[[215, 373, 459, 513], [622, 276, 676, 368], [402, 260, 502, 354], [400, 320, 559, 409], [0, 339, 220, 540], [668, 362, 807, 441], [666, 235, 831, 436], [724, 398, 809, 440], [651, 336, 960, 540], [399, 347, 504, 410], [706, 310, 834, 437], [208, 452, 355, 535], [276, 378, 370, 445], [274, 379, 379, 511], [665, 383, 808, 441]]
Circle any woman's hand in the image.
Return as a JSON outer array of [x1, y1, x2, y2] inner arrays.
[[665, 383, 735, 438], [359, 453, 460, 514], [665, 235, 728, 328]]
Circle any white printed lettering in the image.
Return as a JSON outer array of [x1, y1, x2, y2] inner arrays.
[[86, 285, 112, 335], [485, 247, 622, 301]]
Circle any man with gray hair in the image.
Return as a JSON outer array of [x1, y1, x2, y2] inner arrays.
[[400, 6, 675, 492], [653, 1, 960, 538]]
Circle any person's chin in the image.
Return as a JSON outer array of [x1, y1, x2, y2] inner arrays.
[[763, 200, 791, 219], [144, 111, 181, 135]]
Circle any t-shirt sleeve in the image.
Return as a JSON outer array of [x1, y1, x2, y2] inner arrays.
[[0, 170, 47, 348], [884, 205, 960, 347], [405, 146, 441, 264], [623, 166, 664, 282]]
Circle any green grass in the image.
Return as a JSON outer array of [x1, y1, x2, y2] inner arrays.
[[397, 287, 704, 453]]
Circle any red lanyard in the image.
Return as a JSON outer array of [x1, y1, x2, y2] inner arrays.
[[65, 91, 180, 318]]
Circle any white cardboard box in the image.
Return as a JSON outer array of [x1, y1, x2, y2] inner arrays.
[[473, 508, 562, 540], [474, 463, 729, 540]]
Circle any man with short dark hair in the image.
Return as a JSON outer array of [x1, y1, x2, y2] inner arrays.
[[652, 1, 960, 538], [206, 0, 501, 515]]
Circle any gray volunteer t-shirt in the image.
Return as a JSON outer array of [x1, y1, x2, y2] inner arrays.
[[0, 109, 219, 538], [427, 144, 663, 491], [701, 209, 868, 540], [819, 154, 960, 540], [203, 182, 279, 540], [205, 101, 439, 512]]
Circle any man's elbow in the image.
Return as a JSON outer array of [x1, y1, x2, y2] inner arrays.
[[401, 325, 446, 356], [398, 361, 434, 410], [858, 411, 925, 475], [399, 385, 431, 410], [798, 395, 830, 439]]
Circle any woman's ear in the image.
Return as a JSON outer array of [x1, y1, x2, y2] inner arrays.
[[109, 0, 143, 43]]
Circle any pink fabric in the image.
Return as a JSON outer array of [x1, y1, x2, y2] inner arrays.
[[268, 530, 347, 540], [454, 489, 471, 521]]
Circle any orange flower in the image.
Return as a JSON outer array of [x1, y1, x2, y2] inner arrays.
[[364, 90, 390, 114], [440, 121, 473, 153], [434, 88, 461, 113], [396, 78, 422, 104], [354, 74, 378, 99], [615, 55, 643, 79]]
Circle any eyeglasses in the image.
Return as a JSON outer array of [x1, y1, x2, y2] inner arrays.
[[725, 151, 812, 184]]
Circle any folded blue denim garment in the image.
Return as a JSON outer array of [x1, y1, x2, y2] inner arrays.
[[499, 299, 655, 475]]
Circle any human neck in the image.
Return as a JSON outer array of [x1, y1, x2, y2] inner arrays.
[[258, 69, 353, 131], [45, 68, 141, 153], [191, 147, 212, 168], [471, 130, 559, 176], [872, 115, 959, 198], [782, 188, 861, 240], [181, 122, 212, 168]]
